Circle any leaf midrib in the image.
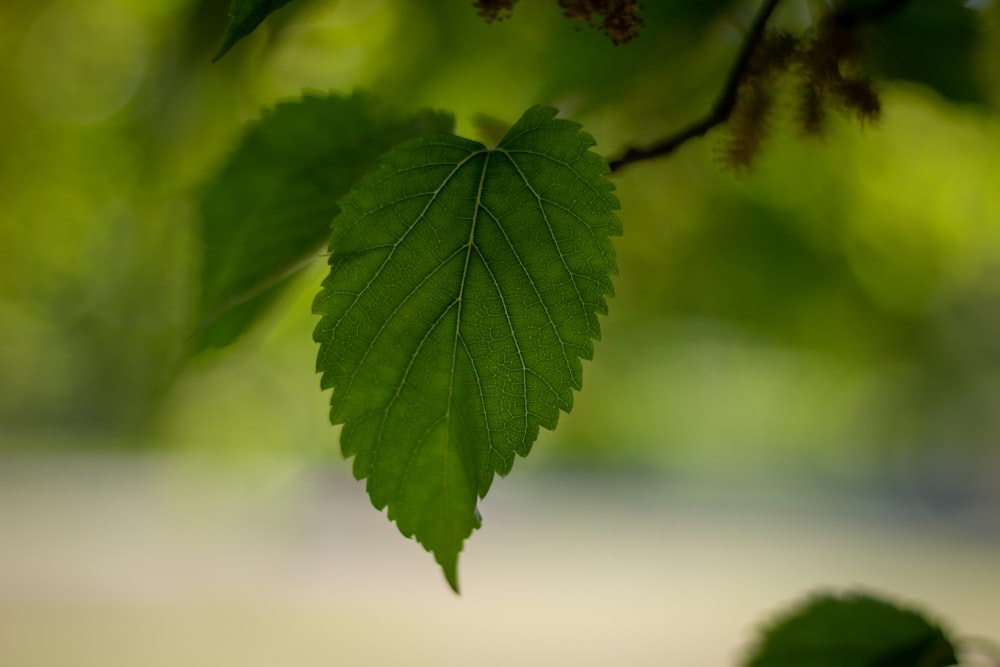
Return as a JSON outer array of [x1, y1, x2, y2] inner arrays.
[[323, 148, 481, 404], [330, 132, 599, 498]]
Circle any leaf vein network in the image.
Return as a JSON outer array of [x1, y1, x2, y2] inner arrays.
[[320, 150, 478, 394]]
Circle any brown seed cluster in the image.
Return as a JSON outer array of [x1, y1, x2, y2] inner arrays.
[[724, 15, 882, 169], [558, 0, 645, 45], [723, 30, 797, 169], [473, 0, 644, 44], [473, 0, 518, 23]]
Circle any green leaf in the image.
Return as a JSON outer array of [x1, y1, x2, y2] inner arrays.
[[196, 91, 453, 352], [313, 106, 620, 590], [213, 0, 293, 62], [744, 592, 959, 667]]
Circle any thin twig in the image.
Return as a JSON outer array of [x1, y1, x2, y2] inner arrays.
[[607, 0, 782, 173], [605, 0, 914, 174]]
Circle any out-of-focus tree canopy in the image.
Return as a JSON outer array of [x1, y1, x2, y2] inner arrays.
[[1, 0, 998, 508]]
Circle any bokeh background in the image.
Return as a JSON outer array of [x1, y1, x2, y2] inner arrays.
[[1, 0, 998, 665]]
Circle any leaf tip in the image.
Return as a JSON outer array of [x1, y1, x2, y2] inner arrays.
[[438, 552, 461, 594], [211, 24, 245, 63], [212, 0, 294, 62]]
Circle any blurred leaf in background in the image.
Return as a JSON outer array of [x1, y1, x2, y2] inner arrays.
[[838, 0, 989, 106], [195, 91, 453, 351], [214, 0, 294, 62], [744, 591, 958, 667]]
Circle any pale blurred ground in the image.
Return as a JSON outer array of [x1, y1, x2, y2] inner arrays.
[[1, 452, 997, 667]]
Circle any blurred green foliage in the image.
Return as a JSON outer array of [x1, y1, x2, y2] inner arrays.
[[745, 592, 957, 667], [196, 91, 453, 350], [0, 0, 998, 507], [852, 0, 989, 105]]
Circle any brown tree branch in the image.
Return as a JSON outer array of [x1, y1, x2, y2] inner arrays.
[[606, 0, 914, 174], [607, 0, 782, 173]]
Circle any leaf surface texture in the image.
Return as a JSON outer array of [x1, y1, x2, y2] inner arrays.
[[313, 106, 619, 589]]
